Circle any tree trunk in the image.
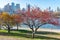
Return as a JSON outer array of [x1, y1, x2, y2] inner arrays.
[[32, 32, 35, 38], [17, 24, 18, 31], [0, 25, 1, 29], [32, 28, 38, 38], [32, 29, 35, 38], [35, 28, 38, 33], [8, 25, 10, 33]]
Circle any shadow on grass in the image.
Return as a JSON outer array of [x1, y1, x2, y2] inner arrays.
[[36, 31, 60, 35], [12, 29, 32, 33], [0, 29, 60, 40], [12, 29, 60, 35], [11, 29, 60, 35]]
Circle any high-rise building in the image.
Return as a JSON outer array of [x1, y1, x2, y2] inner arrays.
[[27, 4, 30, 11], [10, 2, 16, 14], [27, 4, 30, 13], [11, 2, 15, 7], [11, 2, 15, 11], [16, 4, 20, 10], [48, 7, 53, 12], [3, 2, 21, 14], [0, 8, 2, 13], [57, 7, 60, 12], [48, 6, 51, 11], [22, 8, 25, 12], [15, 4, 20, 14], [4, 3, 11, 12], [22, 8, 26, 14]]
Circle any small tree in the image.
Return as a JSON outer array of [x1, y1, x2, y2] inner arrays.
[[0, 13, 2, 29], [1, 12, 14, 33], [12, 14, 23, 30]]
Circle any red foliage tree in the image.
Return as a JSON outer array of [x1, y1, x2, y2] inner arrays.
[[22, 7, 59, 38], [12, 14, 23, 30]]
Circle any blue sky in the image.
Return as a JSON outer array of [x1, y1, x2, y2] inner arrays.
[[0, 0, 60, 10]]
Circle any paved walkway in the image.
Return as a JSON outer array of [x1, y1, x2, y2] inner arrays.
[[0, 36, 21, 40]]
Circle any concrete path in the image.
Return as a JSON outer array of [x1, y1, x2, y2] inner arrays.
[[0, 36, 21, 40]]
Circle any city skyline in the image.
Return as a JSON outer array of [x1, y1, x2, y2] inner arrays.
[[0, 0, 60, 10]]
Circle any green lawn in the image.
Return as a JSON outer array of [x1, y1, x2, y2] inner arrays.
[[0, 29, 60, 40]]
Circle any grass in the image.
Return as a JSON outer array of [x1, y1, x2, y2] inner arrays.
[[0, 29, 60, 40]]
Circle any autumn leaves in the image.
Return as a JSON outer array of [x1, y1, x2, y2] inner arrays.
[[0, 7, 59, 37]]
